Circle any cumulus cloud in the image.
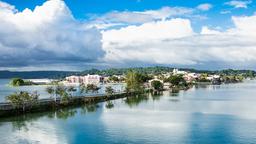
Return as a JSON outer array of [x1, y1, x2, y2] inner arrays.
[[102, 13, 256, 69], [225, 0, 252, 8], [0, 0, 104, 70], [197, 3, 213, 11]]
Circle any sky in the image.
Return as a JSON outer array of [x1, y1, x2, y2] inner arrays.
[[0, 0, 256, 71]]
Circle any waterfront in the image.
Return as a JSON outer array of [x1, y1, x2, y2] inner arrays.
[[0, 80, 256, 143], [0, 79, 125, 102]]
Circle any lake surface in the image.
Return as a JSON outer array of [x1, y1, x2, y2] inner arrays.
[[0, 79, 125, 102], [1, 80, 256, 144]]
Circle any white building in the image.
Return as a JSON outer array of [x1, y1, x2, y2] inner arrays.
[[206, 75, 220, 81], [173, 69, 187, 75], [65, 75, 103, 85], [28, 79, 53, 85], [184, 73, 200, 82]]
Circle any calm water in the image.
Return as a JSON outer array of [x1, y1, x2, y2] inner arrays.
[[0, 79, 125, 102], [1, 81, 256, 144]]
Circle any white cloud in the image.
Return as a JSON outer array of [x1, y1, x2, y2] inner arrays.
[[225, 0, 252, 8], [231, 14, 256, 36], [197, 3, 213, 11], [201, 26, 222, 35], [102, 13, 256, 69], [102, 19, 193, 45], [89, 6, 195, 29], [0, 0, 104, 70]]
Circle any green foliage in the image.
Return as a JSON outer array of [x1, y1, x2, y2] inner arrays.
[[46, 84, 73, 104], [137, 73, 153, 83], [9, 78, 35, 86], [108, 76, 119, 82], [105, 86, 114, 96], [125, 71, 144, 92], [105, 101, 114, 109], [6, 91, 39, 111], [151, 80, 163, 91], [10, 78, 25, 86], [80, 84, 99, 94], [125, 94, 149, 107], [167, 75, 186, 86], [222, 75, 244, 83]]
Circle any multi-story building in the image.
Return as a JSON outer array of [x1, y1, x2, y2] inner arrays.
[[65, 75, 103, 85]]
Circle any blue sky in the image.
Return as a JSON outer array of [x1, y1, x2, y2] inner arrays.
[[3, 0, 255, 31], [0, 0, 256, 71]]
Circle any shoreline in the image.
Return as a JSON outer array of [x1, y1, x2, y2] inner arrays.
[[0, 92, 131, 118]]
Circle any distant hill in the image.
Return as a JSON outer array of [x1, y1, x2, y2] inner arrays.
[[0, 71, 78, 79], [1, 67, 255, 79]]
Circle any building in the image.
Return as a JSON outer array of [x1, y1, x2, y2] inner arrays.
[[173, 69, 187, 75], [28, 79, 53, 85], [183, 73, 200, 82], [206, 75, 220, 81], [65, 75, 103, 85]]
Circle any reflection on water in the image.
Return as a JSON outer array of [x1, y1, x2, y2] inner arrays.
[[125, 94, 149, 107], [1, 81, 256, 143], [81, 104, 99, 114]]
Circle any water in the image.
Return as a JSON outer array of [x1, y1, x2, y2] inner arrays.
[[0, 79, 125, 102], [1, 81, 256, 144]]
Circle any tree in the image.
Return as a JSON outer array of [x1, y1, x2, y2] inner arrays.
[[46, 86, 55, 101], [105, 86, 114, 97], [46, 84, 73, 104], [80, 84, 100, 94], [126, 71, 144, 93], [10, 78, 25, 86], [151, 80, 163, 91], [6, 91, 39, 112], [108, 76, 119, 82], [168, 75, 186, 86]]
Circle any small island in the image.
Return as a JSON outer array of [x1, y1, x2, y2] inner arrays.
[[9, 78, 36, 86]]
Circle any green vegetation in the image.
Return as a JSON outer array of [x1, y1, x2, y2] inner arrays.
[[105, 101, 114, 109], [9, 78, 34, 86], [6, 91, 39, 112], [46, 84, 75, 104], [80, 67, 256, 78], [167, 75, 186, 86], [197, 73, 211, 82], [125, 71, 145, 93], [222, 75, 244, 83], [125, 94, 149, 107], [105, 86, 114, 97], [151, 80, 163, 91], [80, 84, 100, 94], [108, 76, 120, 82]]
